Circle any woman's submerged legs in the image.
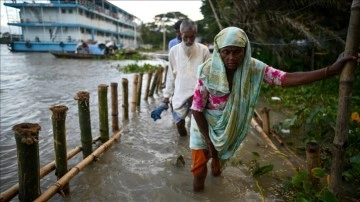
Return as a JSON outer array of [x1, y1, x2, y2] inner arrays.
[[191, 149, 210, 191]]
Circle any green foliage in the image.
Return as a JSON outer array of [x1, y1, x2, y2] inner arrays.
[[107, 50, 149, 60], [252, 164, 274, 178], [200, 0, 351, 68], [283, 169, 339, 201], [138, 11, 189, 51], [312, 168, 326, 178], [119, 63, 160, 74], [231, 151, 274, 177], [260, 69, 360, 197], [342, 155, 360, 185]]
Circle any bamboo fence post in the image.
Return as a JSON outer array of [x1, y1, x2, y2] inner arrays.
[[131, 74, 139, 112], [144, 72, 153, 100], [0, 146, 82, 202], [306, 142, 320, 184], [12, 123, 41, 202], [122, 78, 129, 121], [149, 70, 159, 97], [49, 105, 70, 195], [330, 0, 360, 196], [74, 91, 93, 158], [162, 65, 168, 88], [98, 84, 109, 143], [155, 68, 163, 93], [110, 82, 120, 132], [136, 73, 143, 106], [34, 131, 122, 202], [260, 107, 271, 135]]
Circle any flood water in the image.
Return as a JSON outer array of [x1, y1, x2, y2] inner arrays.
[[0, 44, 301, 202]]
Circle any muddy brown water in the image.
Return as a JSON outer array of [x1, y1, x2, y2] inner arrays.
[[0, 45, 302, 201]]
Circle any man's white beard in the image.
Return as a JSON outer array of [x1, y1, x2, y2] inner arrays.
[[181, 42, 195, 57]]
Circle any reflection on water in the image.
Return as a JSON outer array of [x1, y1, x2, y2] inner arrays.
[[0, 45, 296, 201]]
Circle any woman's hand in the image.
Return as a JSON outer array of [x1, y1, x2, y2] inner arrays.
[[328, 53, 358, 75], [206, 139, 218, 158]]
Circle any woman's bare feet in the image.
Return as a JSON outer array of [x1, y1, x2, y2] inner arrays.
[[193, 166, 207, 192]]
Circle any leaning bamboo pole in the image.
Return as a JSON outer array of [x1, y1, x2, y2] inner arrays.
[[260, 107, 271, 135], [253, 110, 302, 166], [34, 130, 122, 202], [330, 0, 360, 196], [251, 118, 298, 170]]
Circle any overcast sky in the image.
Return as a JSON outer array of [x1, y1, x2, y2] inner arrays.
[[1, 0, 203, 34], [111, 1, 203, 23]]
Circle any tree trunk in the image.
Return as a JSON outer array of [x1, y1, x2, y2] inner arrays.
[[330, 0, 360, 197]]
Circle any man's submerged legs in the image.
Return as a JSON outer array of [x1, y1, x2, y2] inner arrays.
[[176, 119, 187, 136]]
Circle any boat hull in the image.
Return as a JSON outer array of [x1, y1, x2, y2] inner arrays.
[[50, 51, 107, 59], [8, 41, 78, 52]]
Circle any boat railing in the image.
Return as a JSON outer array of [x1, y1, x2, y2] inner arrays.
[[74, 0, 119, 20]]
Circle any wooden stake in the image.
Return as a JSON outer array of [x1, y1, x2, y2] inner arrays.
[[155, 68, 163, 93], [136, 73, 143, 106], [110, 82, 119, 132], [122, 78, 129, 121], [98, 84, 109, 143], [144, 72, 153, 100], [12, 123, 41, 202], [131, 74, 139, 112], [74, 91, 93, 158], [149, 70, 159, 97], [162, 65, 168, 88], [306, 142, 320, 184], [49, 105, 70, 195]]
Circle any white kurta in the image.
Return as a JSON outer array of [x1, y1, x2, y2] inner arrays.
[[163, 42, 211, 110]]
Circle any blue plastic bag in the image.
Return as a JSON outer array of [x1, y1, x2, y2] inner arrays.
[[151, 103, 168, 121]]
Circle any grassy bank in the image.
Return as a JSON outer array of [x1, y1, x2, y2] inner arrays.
[[258, 73, 360, 200]]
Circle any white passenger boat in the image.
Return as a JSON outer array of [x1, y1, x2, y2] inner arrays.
[[4, 0, 139, 52]]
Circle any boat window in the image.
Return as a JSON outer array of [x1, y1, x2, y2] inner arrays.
[[61, 9, 66, 14], [69, 9, 73, 14]]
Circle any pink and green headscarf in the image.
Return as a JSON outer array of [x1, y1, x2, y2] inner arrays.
[[197, 27, 267, 160]]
